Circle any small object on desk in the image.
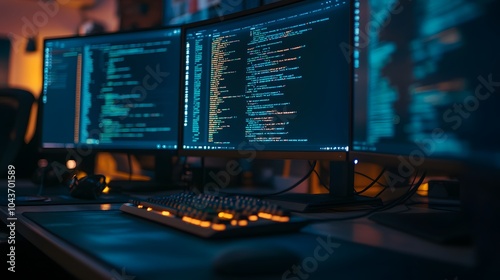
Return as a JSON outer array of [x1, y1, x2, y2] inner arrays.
[[213, 245, 301, 276], [120, 191, 308, 238], [69, 174, 107, 200]]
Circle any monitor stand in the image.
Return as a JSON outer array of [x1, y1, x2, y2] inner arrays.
[[265, 160, 382, 212]]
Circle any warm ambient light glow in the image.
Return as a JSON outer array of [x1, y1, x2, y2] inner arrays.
[[66, 160, 77, 169], [94, 152, 152, 183], [417, 182, 429, 196], [161, 211, 171, 216], [102, 186, 110, 194]]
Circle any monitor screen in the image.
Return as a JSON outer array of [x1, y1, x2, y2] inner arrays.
[[163, 0, 280, 26], [181, 0, 352, 160], [40, 28, 182, 152], [352, 0, 500, 170]]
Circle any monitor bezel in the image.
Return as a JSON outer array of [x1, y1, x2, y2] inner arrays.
[[177, 0, 353, 161], [38, 26, 184, 155]]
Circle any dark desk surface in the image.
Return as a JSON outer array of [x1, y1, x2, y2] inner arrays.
[[2, 202, 477, 280], [0, 179, 479, 279]]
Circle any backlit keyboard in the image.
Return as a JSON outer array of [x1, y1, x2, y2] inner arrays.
[[120, 191, 308, 238]]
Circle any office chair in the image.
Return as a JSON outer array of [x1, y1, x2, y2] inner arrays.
[[0, 88, 35, 175]]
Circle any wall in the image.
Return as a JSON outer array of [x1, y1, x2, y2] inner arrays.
[[0, 0, 119, 142]]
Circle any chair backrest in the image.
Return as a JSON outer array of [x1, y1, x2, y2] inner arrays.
[[0, 88, 35, 173], [0, 37, 9, 87]]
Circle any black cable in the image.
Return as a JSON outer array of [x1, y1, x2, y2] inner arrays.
[[355, 170, 390, 188], [373, 170, 424, 198], [310, 160, 330, 191], [258, 160, 318, 197], [300, 171, 427, 223], [354, 168, 387, 195], [374, 186, 388, 198], [371, 171, 424, 212], [312, 164, 388, 195]]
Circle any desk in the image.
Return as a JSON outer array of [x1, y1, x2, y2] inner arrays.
[[1, 199, 478, 280]]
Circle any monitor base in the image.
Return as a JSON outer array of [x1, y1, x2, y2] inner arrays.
[[16, 195, 50, 202], [265, 193, 382, 212]]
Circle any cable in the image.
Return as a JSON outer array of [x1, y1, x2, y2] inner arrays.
[[374, 186, 388, 198], [301, 171, 427, 223], [355, 170, 390, 188], [310, 160, 330, 191], [371, 171, 425, 212], [374, 176, 420, 198], [310, 165, 389, 196], [354, 168, 387, 195]]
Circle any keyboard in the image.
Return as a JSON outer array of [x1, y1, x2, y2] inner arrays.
[[119, 191, 308, 238]]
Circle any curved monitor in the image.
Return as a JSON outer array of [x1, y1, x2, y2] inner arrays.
[[180, 0, 352, 160], [39, 27, 182, 153], [352, 0, 500, 176]]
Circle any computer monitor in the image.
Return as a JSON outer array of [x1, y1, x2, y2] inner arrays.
[[351, 0, 500, 253], [39, 27, 183, 185], [182, 0, 351, 159], [163, 0, 278, 26], [352, 0, 500, 179], [180, 0, 377, 211]]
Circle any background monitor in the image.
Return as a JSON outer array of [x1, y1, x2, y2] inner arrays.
[[181, 0, 352, 160], [40, 27, 182, 153], [352, 0, 500, 175], [351, 1, 500, 258], [163, 0, 281, 26]]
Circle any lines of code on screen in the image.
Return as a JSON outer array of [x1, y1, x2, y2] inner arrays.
[[183, 0, 351, 152], [41, 29, 181, 150], [353, 0, 500, 165]]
